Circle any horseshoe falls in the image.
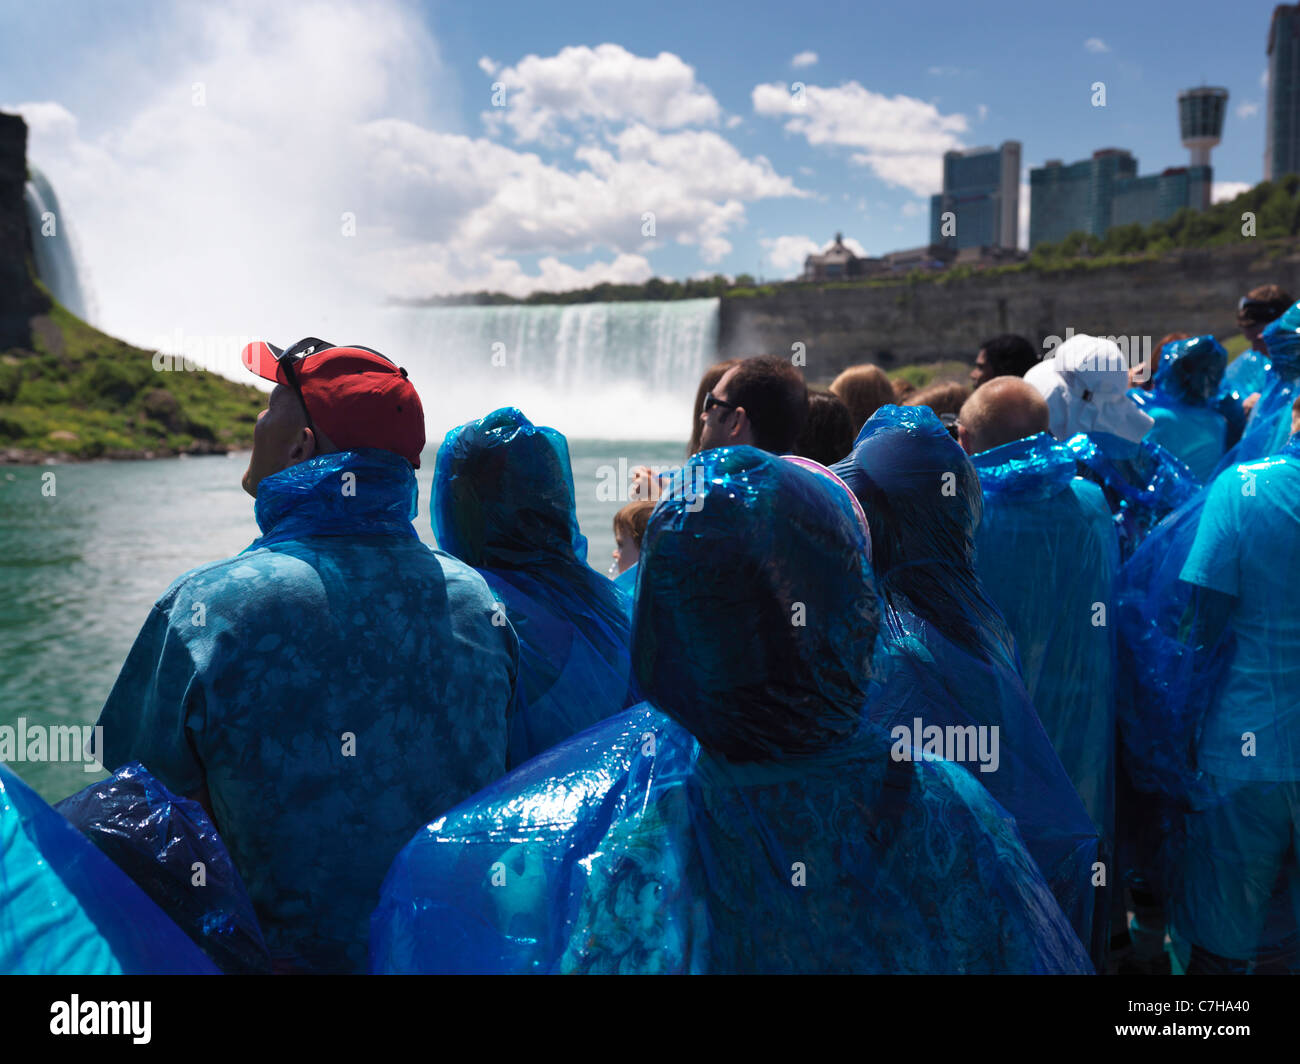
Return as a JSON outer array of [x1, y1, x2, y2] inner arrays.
[[381, 298, 720, 442]]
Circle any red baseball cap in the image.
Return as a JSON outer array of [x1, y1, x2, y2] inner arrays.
[[241, 338, 426, 468]]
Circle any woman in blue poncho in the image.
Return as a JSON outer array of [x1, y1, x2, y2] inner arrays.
[[831, 405, 1103, 966], [433, 407, 637, 767], [372, 446, 1092, 974], [1141, 335, 1230, 484]]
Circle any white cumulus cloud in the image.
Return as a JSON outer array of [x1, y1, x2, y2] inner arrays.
[[13, 13, 803, 352], [1084, 37, 1110, 53], [1237, 101, 1259, 119], [752, 79, 967, 196], [483, 43, 722, 144], [791, 51, 818, 69]]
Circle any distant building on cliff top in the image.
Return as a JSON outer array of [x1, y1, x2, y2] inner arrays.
[[802, 233, 876, 281], [1029, 149, 1137, 248], [929, 141, 1021, 251], [1268, 5, 1300, 179], [1030, 149, 1213, 248]]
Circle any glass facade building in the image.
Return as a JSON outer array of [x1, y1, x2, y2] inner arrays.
[[929, 141, 1020, 250], [1111, 166, 1213, 227], [1028, 150, 1137, 248], [1268, 5, 1300, 179]]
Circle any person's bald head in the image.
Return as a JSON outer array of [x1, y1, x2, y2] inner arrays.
[[957, 376, 1050, 456]]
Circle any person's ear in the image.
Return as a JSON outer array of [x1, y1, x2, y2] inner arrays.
[[957, 422, 975, 455], [288, 425, 318, 464], [730, 406, 747, 439]]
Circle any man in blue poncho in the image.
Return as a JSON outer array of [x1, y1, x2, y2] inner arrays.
[[371, 447, 1092, 974], [1213, 300, 1300, 477], [434, 407, 637, 767], [95, 338, 519, 973], [1225, 285, 1292, 402], [1141, 335, 1230, 484], [1025, 333, 1200, 560], [831, 404, 1103, 965], [958, 379, 1119, 847], [1172, 395, 1300, 973]]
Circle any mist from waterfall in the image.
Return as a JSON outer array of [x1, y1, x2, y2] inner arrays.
[[23, 165, 94, 324]]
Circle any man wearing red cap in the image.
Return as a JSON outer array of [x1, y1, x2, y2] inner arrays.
[[94, 337, 519, 974]]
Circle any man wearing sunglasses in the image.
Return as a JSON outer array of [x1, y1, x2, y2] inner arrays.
[[1227, 285, 1293, 420], [94, 337, 519, 974], [696, 355, 808, 455]]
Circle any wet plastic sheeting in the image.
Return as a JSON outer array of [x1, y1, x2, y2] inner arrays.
[[373, 446, 1091, 973], [1213, 303, 1300, 477], [971, 432, 1119, 847], [434, 408, 637, 766], [1143, 336, 1230, 483], [1066, 433, 1201, 561], [0, 763, 217, 974], [1117, 434, 1300, 962], [56, 762, 270, 974], [832, 407, 1101, 963]]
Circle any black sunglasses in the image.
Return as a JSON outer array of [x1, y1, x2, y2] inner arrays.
[[701, 390, 739, 415]]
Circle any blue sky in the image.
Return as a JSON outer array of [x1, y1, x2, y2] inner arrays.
[[0, 0, 1281, 345]]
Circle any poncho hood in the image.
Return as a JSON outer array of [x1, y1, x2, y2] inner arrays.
[[1261, 301, 1300, 380], [433, 407, 586, 569], [971, 432, 1078, 503], [1152, 335, 1228, 407], [635, 445, 878, 762], [251, 448, 419, 548]]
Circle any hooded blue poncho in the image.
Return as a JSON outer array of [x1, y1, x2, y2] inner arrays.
[[433, 408, 637, 767], [1142, 336, 1230, 483], [1213, 303, 1300, 477], [1118, 431, 1300, 962], [0, 763, 217, 973], [832, 406, 1102, 965], [971, 432, 1119, 849], [95, 448, 518, 973], [372, 446, 1091, 974]]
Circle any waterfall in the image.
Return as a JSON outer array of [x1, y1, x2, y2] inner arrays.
[[23, 166, 93, 323], [382, 298, 720, 441]]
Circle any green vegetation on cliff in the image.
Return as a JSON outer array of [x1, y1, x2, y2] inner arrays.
[[0, 289, 264, 461], [1030, 176, 1300, 265]]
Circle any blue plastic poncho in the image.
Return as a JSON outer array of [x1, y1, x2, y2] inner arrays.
[[832, 407, 1101, 964], [1143, 336, 1229, 483], [0, 763, 217, 973], [971, 433, 1119, 848], [1066, 433, 1201, 561], [1117, 433, 1300, 963], [373, 446, 1091, 974], [1213, 304, 1300, 476], [1223, 346, 1271, 399], [434, 408, 637, 767], [95, 448, 518, 973], [56, 762, 270, 974]]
